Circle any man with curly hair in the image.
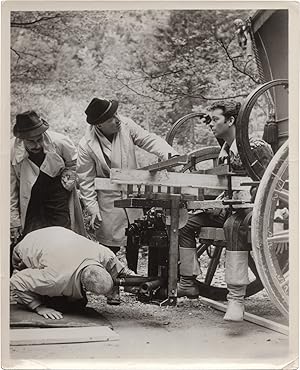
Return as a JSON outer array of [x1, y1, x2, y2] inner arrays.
[[178, 100, 273, 321]]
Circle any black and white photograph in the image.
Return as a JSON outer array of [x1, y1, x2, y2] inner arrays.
[[1, 1, 299, 369]]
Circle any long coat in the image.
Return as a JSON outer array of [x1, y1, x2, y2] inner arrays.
[[77, 115, 178, 247], [10, 131, 85, 234], [10, 227, 124, 310]]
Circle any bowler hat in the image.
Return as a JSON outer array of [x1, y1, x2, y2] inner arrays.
[[85, 98, 119, 125], [13, 111, 49, 139]]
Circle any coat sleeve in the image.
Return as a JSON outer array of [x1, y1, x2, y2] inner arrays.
[[98, 245, 125, 280], [10, 162, 21, 229], [127, 119, 179, 160], [76, 142, 100, 215], [10, 268, 56, 310], [59, 135, 77, 170]]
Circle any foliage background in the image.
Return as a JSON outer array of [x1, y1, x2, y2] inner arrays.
[[11, 9, 264, 164]]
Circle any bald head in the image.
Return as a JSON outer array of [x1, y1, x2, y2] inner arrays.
[[81, 265, 113, 296]]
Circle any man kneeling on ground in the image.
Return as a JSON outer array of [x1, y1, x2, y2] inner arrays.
[[10, 226, 135, 320]]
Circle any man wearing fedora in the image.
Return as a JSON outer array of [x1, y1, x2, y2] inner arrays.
[[77, 98, 178, 304], [10, 110, 78, 243]]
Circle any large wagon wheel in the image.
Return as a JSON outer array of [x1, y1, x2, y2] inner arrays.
[[166, 112, 211, 147], [236, 79, 288, 180], [166, 113, 264, 300], [251, 141, 289, 317]]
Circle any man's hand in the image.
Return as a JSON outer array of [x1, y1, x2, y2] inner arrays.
[[118, 266, 138, 278], [90, 211, 102, 230], [35, 305, 63, 320], [61, 169, 76, 191], [10, 226, 22, 243]]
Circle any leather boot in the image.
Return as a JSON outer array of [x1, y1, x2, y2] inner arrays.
[[178, 246, 201, 298], [224, 250, 250, 322], [224, 284, 246, 321], [177, 276, 199, 298]]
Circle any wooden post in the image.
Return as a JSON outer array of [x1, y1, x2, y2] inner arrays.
[[165, 195, 181, 306]]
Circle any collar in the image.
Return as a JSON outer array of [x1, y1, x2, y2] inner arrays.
[[11, 132, 56, 165], [219, 139, 238, 158]]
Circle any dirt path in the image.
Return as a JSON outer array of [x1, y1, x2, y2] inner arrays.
[[9, 291, 291, 368]]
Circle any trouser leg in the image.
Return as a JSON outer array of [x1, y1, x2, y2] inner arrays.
[[103, 245, 121, 305], [126, 248, 139, 273], [126, 234, 139, 273], [178, 212, 223, 297], [223, 210, 252, 321]]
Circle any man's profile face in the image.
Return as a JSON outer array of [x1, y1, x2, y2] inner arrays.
[[95, 113, 121, 136], [209, 108, 231, 139], [23, 134, 44, 153]]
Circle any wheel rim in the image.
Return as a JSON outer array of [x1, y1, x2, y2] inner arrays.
[[251, 141, 289, 317], [236, 79, 288, 180]]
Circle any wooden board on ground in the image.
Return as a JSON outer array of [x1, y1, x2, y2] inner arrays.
[[200, 297, 289, 336], [10, 326, 119, 346], [10, 304, 110, 329]]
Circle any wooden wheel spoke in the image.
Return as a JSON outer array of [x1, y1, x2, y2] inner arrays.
[[279, 275, 289, 295], [267, 229, 289, 244], [274, 189, 289, 203], [204, 247, 223, 285], [248, 253, 260, 280]]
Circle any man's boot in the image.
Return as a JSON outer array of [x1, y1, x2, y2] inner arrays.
[[177, 246, 201, 298], [177, 276, 199, 298], [224, 250, 250, 322], [224, 284, 246, 321]]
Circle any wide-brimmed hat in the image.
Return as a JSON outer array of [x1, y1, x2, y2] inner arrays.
[[13, 111, 49, 139], [85, 98, 119, 125]]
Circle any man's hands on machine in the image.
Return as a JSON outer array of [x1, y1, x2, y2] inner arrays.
[[35, 305, 63, 320], [90, 211, 102, 230]]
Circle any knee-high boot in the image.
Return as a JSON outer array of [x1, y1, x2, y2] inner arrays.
[[177, 247, 201, 298], [224, 250, 250, 321]]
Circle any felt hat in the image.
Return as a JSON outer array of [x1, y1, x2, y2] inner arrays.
[[13, 111, 49, 139], [85, 98, 119, 125]]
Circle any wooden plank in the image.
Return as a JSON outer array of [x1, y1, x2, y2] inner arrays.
[[110, 169, 251, 191], [186, 200, 254, 210], [200, 297, 289, 336], [194, 164, 230, 175], [168, 196, 181, 304], [115, 198, 171, 209], [10, 326, 119, 346], [94, 179, 224, 199]]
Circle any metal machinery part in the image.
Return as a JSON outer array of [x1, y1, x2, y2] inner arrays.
[[126, 209, 169, 303], [251, 141, 289, 317]]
